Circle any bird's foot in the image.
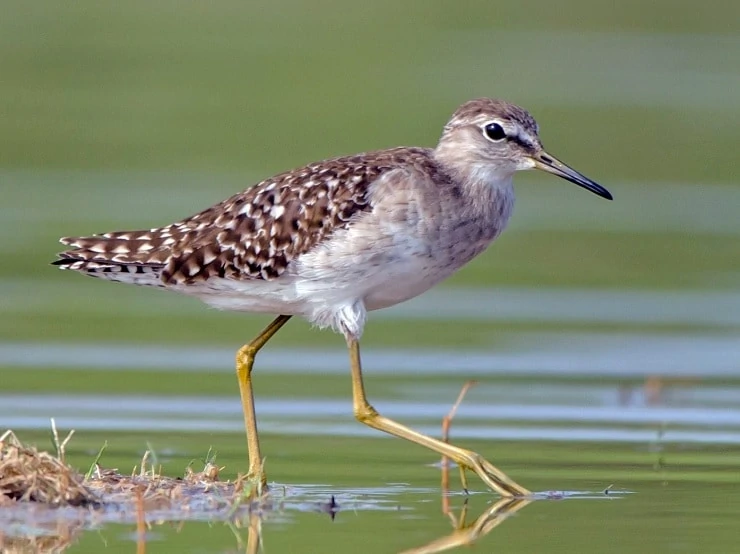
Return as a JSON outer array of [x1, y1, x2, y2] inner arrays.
[[237, 468, 269, 499], [458, 451, 531, 497]]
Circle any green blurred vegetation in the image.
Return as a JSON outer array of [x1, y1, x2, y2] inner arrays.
[[2, 0, 739, 350], [1, 1, 738, 180]]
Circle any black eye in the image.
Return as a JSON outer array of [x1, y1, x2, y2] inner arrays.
[[484, 122, 506, 141]]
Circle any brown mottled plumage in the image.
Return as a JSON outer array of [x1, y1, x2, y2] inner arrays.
[[54, 147, 443, 285]]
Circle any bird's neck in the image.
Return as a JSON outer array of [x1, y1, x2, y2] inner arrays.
[[464, 170, 515, 233], [433, 143, 515, 191], [428, 160, 514, 247], [433, 149, 515, 207]]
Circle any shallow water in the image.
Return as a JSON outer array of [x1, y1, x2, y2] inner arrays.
[[4, 328, 740, 375], [4, 388, 740, 444], [3, 480, 738, 553], [3, 343, 740, 553], [3, 317, 740, 551]]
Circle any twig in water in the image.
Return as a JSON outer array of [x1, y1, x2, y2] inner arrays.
[[441, 380, 477, 514]]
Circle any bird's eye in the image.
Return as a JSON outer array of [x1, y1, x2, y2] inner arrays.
[[483, 122, 506, 142]]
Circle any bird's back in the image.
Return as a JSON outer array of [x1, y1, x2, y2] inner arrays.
[[53, 147, 438, 289]]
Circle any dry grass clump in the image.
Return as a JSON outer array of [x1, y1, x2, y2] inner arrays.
[[0, 427, 265, 513], [0, 430, 96, 507], [84, 451, 258, 513], [0, 428, 270, 553]]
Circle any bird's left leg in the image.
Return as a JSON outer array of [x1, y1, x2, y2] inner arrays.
[[236, 315, 292, 487]]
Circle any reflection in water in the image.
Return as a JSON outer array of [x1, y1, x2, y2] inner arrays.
[[246, 512, 262, 554], [401, 498, 532, 554], [232, 493, 534, 554], [0, 521, 83, 553], [0, 483, 624, 553], [181, 496, 535, 554]]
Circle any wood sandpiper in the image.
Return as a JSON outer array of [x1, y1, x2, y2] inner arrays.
[[54, 98, 612, 497]]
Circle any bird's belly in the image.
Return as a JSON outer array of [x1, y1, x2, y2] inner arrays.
[[180, 278, 309, 315], [362, 264, 454, 311], [178, 250, 448, 316]]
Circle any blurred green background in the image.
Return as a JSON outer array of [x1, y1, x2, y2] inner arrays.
[[1, 1, 740, 553], [2, 0, 739, 346]]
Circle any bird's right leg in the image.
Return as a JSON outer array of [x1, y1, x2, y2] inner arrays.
[[347, 337, 530, 497], [236, 315, 292, 487]]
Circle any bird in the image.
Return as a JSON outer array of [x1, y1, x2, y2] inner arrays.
[[53, 98, 612, 497]]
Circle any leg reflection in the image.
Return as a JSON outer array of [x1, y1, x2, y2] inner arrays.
[[401, 497, 532, 554]]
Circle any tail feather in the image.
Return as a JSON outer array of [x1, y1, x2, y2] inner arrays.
[[54, 230, 170, 287]]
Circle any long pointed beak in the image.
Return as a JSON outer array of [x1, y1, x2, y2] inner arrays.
[[533, 151, 613, 200]]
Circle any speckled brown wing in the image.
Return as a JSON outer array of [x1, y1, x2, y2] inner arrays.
[[53, 147, 434, 285]]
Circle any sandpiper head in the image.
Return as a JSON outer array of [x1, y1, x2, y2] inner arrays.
[[438, 98, 612, 200]]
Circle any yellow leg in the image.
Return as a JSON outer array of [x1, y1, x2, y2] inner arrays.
[[236, 315, 292, 486], [347, 338, 530, 497], [246, 512, 263, 554]]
